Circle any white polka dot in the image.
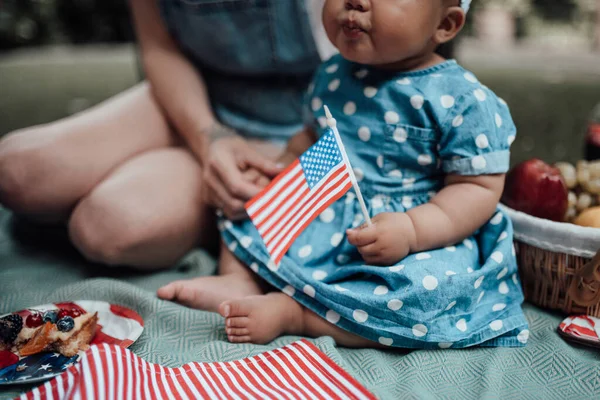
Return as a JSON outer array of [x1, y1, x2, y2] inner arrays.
[[374, 285, 389, 295], [410, 95, 424, 110], [267, 259, 279, 271], [217, 221, 225, 231], [353, 167, 364, 182], [224, 220, 233, 230], [445, 301, 457, 311], [517, 329, 530, 344], [402, 196, 412, 209], [378, 337, 393, 346], [416, 253, 431, 260], [326, 310, 340, 324], [422, 275, 438, 290], [320, 208, 335, 223], [446, 270, 457, 276], [312, 270, 328, 280], [475, 134, 489, 149], [499, 98, 508, 106], [311, 97, 322, 111], [303, 285, 316, 297], [298, 245, 313, 258], [372, 195, 385, 209], [498, 281, 509, 294], [418, 154, 433, 166], [463, 239, 473, 250], [438, 342, 453, 349], [507, 135, 516, 145], [474, 276, 484, 289], [355, 68, 368, 79], [330, 232, 343, 247], [388, 299, 403, 311], [490, 212, 503, 225], [345, 192, 356, 204], [228, 241, 238, 252], [353, 310, 368, 323], [307, 83, 315, 95], [467, 267, 474, 274], [318, 117, 327, 128], [393, 128, 408, 143], [464, 72, 478, 83], [456, 319, 467, 332], [441, 95, 455, 109], [445, 246, 457, 252], [396, 78, 411, 85], [334, 284, 348, 292], [492, 303, 506, 311], [388, 169, 403, 178], [477, 291, 485, 304], [452, 115, 464, 127], [490, 320, 503, 331], [250, 262, 259, 273], [512, 245, 516, 257], [240, 236, 253, 249], [283, 285, 295, 297], [389, 265, 405, 272], [326, 63, 339, 73], [491, 251, 504, 264], [495, 113, 503, 128], [512, 273, 518, 285], [352, 214, 363, 228], [385, 111, 400, 124], [412, 324, 428, 337], [358, 126, 371, 141], [328, 79, 340, 92], [431, 73, 442, 78], [496, 267, 508, 280], [216, 209, 224, 217], [337, 254, 350, 264], [344, 101, 356, 116], [471, 155, 487, 170], [403, 178, 416, 188], [474, 89, 487, 102], [364, 86, 378, 98]]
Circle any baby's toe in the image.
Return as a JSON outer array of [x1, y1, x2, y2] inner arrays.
[[226, 328, 249, 336], [157, 281, 186, 301], [228, 335, 252, 343], [219, 299, 252, 318], [227, 317, 250, 328]]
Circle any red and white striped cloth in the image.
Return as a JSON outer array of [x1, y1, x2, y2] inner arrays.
[[558, 314, 600, 347], [18, 339, 376, 400], [245, 127, 352, 265]]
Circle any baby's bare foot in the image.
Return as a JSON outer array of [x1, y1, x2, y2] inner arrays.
[[157, 274, 263, 312], [219, 293, 305, 344]]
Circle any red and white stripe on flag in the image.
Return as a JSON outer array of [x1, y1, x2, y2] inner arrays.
[[20, 339, 376, 400], [245, 128, 352, 265]]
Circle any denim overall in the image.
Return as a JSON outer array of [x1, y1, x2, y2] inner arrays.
[[158, 0, 322, 142]]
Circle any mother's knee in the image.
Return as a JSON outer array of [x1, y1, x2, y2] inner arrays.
[[68, 192, 147, 266]]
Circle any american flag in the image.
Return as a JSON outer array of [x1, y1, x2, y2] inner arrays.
[[19, 340, 376, 400], [245, 127, 353, 265]]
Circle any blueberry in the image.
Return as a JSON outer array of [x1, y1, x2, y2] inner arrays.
[[43, 310, 58, 324], [57, 316, 75, 332]]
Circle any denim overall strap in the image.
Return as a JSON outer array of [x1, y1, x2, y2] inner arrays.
[[159, 0, 322, 141]]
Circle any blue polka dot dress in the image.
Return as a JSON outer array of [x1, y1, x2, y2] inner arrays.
[[219, 55, 529, 349]]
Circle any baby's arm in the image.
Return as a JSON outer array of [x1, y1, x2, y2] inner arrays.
[[347, 173, 504, 265]]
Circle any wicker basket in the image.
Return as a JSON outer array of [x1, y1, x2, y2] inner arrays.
[[502, 205, 600, 317]]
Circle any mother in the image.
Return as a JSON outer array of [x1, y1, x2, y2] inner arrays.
[[0, 0, 329, 268]]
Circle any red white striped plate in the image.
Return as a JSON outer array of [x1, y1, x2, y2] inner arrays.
[[0, 301, 144, 385]]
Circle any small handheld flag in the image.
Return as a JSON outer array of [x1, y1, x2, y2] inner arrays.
[[245, 105, 371, 265]]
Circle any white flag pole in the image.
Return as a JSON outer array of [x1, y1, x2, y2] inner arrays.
[[324, 105, 372, 226]]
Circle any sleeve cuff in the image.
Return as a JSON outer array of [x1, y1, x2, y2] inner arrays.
[[442, 150, 510, 175]]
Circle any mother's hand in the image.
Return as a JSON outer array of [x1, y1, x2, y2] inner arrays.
[[204, 137, 282, 220]]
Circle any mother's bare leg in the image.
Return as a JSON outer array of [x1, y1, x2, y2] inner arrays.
[[0, 82, 176, 222]]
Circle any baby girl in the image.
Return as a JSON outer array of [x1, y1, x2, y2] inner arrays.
[[158, 0, 529, 349]]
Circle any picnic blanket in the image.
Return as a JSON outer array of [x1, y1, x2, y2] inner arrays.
[[2, 208, 600, 400]]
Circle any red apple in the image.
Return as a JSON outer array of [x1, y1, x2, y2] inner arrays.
[[502, 158, 569, 222]]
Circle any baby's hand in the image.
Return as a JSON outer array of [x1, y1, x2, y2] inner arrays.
[[346, 212, 416, 266], [242, 168, 271, 189]]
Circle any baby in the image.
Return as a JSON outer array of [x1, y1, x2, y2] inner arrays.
[[158, 0, 530, 349]]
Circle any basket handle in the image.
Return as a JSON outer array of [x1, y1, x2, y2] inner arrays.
[[568, 249, 600, 307]]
